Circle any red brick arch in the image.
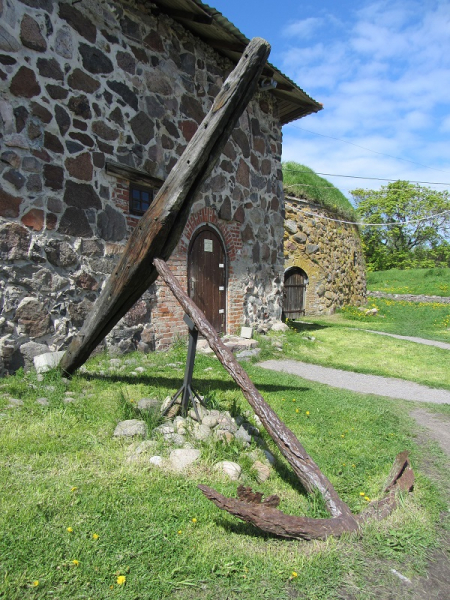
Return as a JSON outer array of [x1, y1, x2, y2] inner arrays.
[[151, 206, 244, 347]]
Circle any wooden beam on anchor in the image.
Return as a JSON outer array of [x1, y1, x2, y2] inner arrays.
[[59, 37, 271, 375], [153, 257, 357, 524], [153, 258, 414, 541]]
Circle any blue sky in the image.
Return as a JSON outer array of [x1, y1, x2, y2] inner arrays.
[[209, 0, 450, 198]]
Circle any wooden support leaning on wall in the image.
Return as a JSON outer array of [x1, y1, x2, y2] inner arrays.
[[59, 37, 271, 376]]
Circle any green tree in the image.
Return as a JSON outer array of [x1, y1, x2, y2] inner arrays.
[[351, 181, 450, 270]]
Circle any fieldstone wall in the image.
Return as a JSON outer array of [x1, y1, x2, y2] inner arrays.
[[0, 0, 285, 374], [284, 199, 366, 314]]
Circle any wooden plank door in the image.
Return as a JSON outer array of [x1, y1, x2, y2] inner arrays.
[[283, 268, 307, 319], [188, 226, 226, 333]]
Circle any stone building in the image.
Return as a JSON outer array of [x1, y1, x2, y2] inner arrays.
[[0, 0, 321, 373], [282, 197, 366, 317]]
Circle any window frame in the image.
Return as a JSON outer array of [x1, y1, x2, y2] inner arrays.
[[129, 183, 154, 216]]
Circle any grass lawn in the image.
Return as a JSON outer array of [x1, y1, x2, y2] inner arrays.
[[367, 267, 450, 296], [268, 315, 450, 392], [0, 345, 447, 599]]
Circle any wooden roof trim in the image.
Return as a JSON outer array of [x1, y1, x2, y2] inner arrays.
[[150, 1, 213, 24], [106, 161, 164, 188]]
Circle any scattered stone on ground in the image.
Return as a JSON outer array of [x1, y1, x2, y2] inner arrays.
[[114, 419, 147, 438], [358, 307, 378, 316], [197, 335, 258, 355], [214, 460, 241, 480], [193, 422, 211, 441], [271, 322, 289, 332], [33, 351, 65, 373], [7, 398, 23, 408], [252, 460, 271, 482], [113, 394, 274, 480], [36, 397, 49, 406], [236, 348, 261, 361], [137, 398, 161, 412], [169, 448, 201, 472]]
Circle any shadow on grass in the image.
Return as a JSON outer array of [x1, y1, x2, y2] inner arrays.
[[213, 516, 284, 540], [287, 321, 330, 333], [83, 373, 311, 396]]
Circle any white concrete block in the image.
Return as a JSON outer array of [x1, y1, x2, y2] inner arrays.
[[33, 351, 65, 373]]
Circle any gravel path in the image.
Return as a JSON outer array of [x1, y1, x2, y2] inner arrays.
[[258, 359, 450, 405], [369, 291, 450, 304], [363, 329, 450, 350]]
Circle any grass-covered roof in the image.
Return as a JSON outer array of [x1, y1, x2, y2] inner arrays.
[[282, 162, 356, 221]]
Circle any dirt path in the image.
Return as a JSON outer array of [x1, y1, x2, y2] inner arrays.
[[363, 329, 450, 351], [258, 359, 450, 405], [258, 359, 450, 458], [369, 291, 450, 304], [409, 408, 450, 456]]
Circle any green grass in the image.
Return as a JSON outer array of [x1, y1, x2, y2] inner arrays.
[[282, 162, 356, 221], [367, 267, 450, 296], [262, 319, 450, 392], [0, 345, 446, 599], [340, 296, 450, 343]]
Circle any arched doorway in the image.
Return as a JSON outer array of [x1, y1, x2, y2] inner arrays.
[[188, 225, 227, 333], [283, 267, 308, 319]]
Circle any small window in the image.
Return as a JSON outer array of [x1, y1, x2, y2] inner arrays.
[[129, 183, 154, 216]]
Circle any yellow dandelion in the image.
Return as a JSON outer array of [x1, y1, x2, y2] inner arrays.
[[341, 434, 345, 438], [295, 408, 299, 413], [178, 530, 182, 534], [342, 463, 346, 466], [291, 571, 298, 578], [110, 585, 114, 590], [117, 575, 126, 585], [72, 560, 80, 567], [92, 533, 99, 540], [306, 411, 310, 415], [32, 580, 39, 587], [292, 399, 296, 402], [364, 496, 370, 502], [67, 527, 73, 533], [192, 517, 197, 523], [359, 492, 365, 496], [70, 487, 78, 492]]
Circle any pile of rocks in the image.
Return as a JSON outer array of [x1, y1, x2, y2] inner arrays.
[[113, 398, 275, 483]]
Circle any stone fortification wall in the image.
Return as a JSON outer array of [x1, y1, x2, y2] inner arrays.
[[284, 199, 366, 314], [0, 0, 284, 374]]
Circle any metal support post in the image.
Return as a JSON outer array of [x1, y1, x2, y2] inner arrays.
[[162, 313, 206, 418]]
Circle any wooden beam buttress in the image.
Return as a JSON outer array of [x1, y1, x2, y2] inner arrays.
[[59, 37, 271, 376]]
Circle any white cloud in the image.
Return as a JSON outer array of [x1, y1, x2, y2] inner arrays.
[[283, 17, 323, 39], [278, 0, 450, 192], [440, 116, 450, 133]]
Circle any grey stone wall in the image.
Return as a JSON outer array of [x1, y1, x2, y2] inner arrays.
[[0, 0, 285, 374], [284, 199, 366, 314]]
